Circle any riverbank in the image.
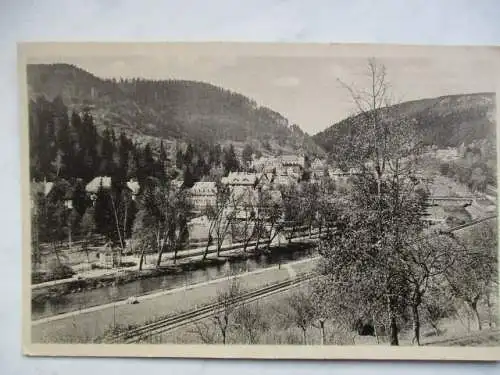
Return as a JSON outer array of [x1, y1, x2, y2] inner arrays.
[[31, 230, 322, 312], [31, 256, 318, 343]]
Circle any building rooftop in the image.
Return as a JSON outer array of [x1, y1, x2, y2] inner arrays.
[[85, 176, 112, 193], [190, 181, 217, 195], [221, 172, 259, 186]]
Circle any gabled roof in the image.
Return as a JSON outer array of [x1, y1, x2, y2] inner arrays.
[[31, 181, 54, 198], [190, 181, 217, 195], [126, 180, 140, 195], [221, 172, 259, 186], [85, 176, 112, 193]]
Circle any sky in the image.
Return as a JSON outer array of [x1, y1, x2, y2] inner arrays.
[[24, 43, 499, 135]]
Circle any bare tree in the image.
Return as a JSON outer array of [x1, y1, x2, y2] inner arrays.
[[203, 183, 233, 259], [445, 219, 498, 331], [132, 177, 190, 268], [398, 229, 462, 345], [229, 188, 256, 253], [190, 321, 217, 344], [211, 276, 242, 344], [283, 289, 317, 345], [234, 301, 268, 344]]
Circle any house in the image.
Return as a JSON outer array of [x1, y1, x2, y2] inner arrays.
[[97, 243, 121, 269], [85, 176, 112, 201], [251, 156, 281, 173], [187, 215, 211, 241], [188, 181, 217, 211], [221, 172, 259, 187], [348, 167, 362, 176], [126, 179, 140, 200], [30, 180, 54, 209], [280, 154, 305, 167], [272, 174, 297, 188], [171, 179, 184, 191], [311, 158, 325, 171]]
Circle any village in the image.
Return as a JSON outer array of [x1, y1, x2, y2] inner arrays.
[[30, 151, 363, 277]]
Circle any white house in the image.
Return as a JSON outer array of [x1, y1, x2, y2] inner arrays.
[[280, 154, 305, 168], [188, 181, 217, 211], [126, 179, 140, 200], [85, 176, 112, 202]]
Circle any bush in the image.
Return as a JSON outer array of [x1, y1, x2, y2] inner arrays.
[[47, 262, 75, 280]]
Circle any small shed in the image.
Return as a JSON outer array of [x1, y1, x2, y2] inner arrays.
[[97, 243, 121, 268]]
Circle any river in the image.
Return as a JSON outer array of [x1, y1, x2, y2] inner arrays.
[[32, 244, 317, 320]]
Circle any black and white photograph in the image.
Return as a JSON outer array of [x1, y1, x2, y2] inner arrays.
[[20, 43, 499, 360]]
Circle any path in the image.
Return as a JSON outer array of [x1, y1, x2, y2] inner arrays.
[[31, 256, 319, 343]]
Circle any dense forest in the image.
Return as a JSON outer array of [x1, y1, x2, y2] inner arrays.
[[27, 63, 324, 156], [29, 96, 243, 187], [29, 95, 243, 270], [313, 93, 496, 153]]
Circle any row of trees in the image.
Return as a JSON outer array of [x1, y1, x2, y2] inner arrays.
[[186, 218, 497, 346], [129, 173, 339, 270]]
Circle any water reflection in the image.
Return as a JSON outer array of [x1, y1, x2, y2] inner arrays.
[[32, 244, 315, 320]]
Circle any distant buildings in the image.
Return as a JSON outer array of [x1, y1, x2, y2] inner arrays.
[[188, 181, 217, 211], [221, 172, 259, 187], [126, 179, 141, 200], [30, 180, 54, 209]]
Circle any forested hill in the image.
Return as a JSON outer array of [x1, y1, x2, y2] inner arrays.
[[27, 63, 323, 156], [313, 93, 496, 153]]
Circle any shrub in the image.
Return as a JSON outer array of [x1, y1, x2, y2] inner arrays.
[[47, 262, 75, 281]]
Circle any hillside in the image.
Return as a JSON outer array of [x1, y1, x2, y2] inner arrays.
[[313, 93, 496, 154], [26, 63, 324, 156]]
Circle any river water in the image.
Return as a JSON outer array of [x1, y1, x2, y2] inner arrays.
[[32, 244, 317, 320]]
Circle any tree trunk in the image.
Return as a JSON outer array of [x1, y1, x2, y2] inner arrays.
[[411, 304, 421, 346], [52, 241, 61, 264], [320, 320, 326, 345], [302, 328, 307, 345], [390, 315, 399, 346], [203, 234, 212, 261], [255, 224, 261, 251], [217, 239, 222, 257], [411, 292, 422, 346], [308, 223, 312, 238], [372, 315, 380, 344], [470, 300, 482, 331], [156, 244, 164, 267], [288, 226, 294, 244], [486, 292, 493, 328], [138, 250, 145, 271]]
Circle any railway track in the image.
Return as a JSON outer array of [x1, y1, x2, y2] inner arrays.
[[107, 272, 315, 344], [106, 214, 496, 344], [447, 214, 497, 233]]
